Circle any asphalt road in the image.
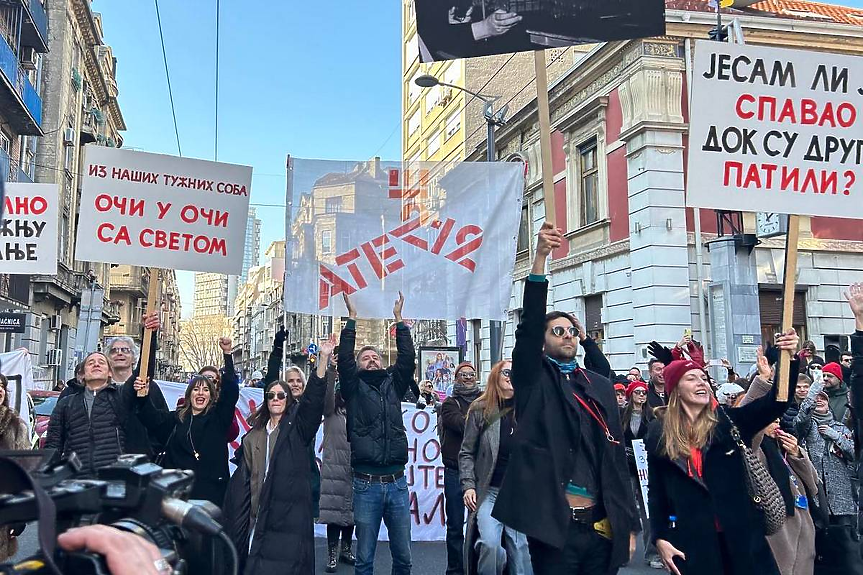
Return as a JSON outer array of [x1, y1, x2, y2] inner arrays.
[[12, 524, 659, 574]]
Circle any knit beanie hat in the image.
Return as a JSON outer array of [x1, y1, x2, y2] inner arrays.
[[822, 362, 843, 382], [454, 362, 475, 378], [662, 359, 704, 397], [625, 380, 649, 398]]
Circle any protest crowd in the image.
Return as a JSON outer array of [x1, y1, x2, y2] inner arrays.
[[1, 219, 863, 575]]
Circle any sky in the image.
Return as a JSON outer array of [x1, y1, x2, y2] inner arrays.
[[95, 0, 402, 318], [94, 0, 863, 317]]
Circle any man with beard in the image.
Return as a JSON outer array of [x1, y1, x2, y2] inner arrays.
[[338, 291, 417, 575], [439, 361, 481, 575], [492, 222, 638, 574], [646, 359, 667, 410]]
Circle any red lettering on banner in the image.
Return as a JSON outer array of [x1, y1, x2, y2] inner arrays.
[[734, 94, 857, 128], [389, 168, 431, 222], [723, 161, 854, 196], [360, 234, 405, 279], [444, 225, 483, 272], [318, 263, 358, 309], [430, 218, 455, 255], [334, 248, 368, 290], [389, 216, 430, 251], [3, 195, 47, 216], [423, 493, 445, 526]]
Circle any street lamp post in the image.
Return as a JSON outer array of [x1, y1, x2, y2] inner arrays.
[[415, 74, 508, 366]]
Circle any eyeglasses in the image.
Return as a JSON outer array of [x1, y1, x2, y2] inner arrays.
[[632, 390, 647, 396], [501, 368, 512, 378], [550, 326, 578, 338], [458, 372, 476, 379], [267, 391, 287, 401], [109, 347, 131, 355], [199, 374, 215, 380]]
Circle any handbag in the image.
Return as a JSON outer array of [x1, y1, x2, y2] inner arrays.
[[722, 408, 787, 536]]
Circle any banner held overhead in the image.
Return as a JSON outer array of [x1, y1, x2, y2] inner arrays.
[[75, 146, 252, 274], [688, 41, 863, 219], [1, 183, 58, 275]]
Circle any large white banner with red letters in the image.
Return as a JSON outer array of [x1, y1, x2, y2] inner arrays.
[[688, 41, 863, 218], [284, 159, 523, 321], [155, 381, 446, 541], [75, 147, 252, 274]]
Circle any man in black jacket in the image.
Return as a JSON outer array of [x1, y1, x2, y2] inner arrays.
[[338, 291, 416, 575], [646, 358, 667, 410], [439, 361, 479, 575], [493, 222, 638, 574]]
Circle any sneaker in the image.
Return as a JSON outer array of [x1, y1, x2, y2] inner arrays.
[[649, 558, 665, 569]]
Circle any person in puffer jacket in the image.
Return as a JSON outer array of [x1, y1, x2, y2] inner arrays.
[[780, 374, 811, 436]]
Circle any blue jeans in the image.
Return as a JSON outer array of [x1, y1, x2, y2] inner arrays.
[[476, 487, 533, 575], [353, 475, 412, 575], [444, 467, 466, 574]]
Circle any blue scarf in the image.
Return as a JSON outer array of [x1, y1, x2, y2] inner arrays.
[[547, 356, 579, 374]]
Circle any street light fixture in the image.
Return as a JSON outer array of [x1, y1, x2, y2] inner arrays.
[[414, 72, 508, 365]]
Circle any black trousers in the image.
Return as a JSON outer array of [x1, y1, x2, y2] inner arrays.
[[528, 519, 613, 575], [444, 467, 466, 575]]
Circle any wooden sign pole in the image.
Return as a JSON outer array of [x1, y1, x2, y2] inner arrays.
[[137, 267, 160, 396], [776, 215, 800, 401], [534, 50, 556, 227]]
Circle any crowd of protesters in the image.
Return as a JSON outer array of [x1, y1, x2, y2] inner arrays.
[[2, 221, 863, 575]]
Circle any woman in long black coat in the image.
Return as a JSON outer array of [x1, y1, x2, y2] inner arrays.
[[136, 338, 239, 505], [241, 336, 329, 575], [646, 333, 800, 575]]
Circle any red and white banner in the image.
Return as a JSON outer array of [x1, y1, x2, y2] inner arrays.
[[75, 147, 252, 274], [1, 183, 58, 275], [284, 159, 524, 321], [155, 381, 446, 541]]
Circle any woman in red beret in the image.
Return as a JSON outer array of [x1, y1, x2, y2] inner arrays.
[[645, 329, 800, 575]]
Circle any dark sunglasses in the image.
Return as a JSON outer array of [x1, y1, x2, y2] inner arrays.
[[550, 326, 578, 337], [267, 391, 288, 401], [632, 389, 647, 396], [501, 368, 512, 378]]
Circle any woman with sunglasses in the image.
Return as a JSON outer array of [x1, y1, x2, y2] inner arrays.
[[620, 380, 659, 568], [134, 337, 239, 506], [239, 335, 330, 575], [459, 360, 533, 575]]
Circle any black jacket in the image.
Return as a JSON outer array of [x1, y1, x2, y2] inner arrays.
[[491, 279, 639, 569], [644, 361, 799, 575], [262, 329, 285, 388], [439, 393, 474, 470], [849, 331, 863, 459], [647, 385, 667, 410], [581, 336, 613, 379], [338, 322, 416, 471], [622, 406, 652, 476], [136, 354, 239, 505], [242, 370, 326, 575], [45, 380, 136, 475]]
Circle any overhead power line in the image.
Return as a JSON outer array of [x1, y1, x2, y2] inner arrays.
[[154, 0, 182, 157]]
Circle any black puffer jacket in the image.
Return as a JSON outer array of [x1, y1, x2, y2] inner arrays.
[[45, 380, 136, 475], [338, 321, 416, 471]]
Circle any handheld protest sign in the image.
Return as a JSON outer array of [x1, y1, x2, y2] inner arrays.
[[75, 146, 252, 274], [1, 183, 58, 275], [776, 215, 800, 402], [415, 0, 665, 63], [534, 50, 556, 227], [137, 269, 161, 397]]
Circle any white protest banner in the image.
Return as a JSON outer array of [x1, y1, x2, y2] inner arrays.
[[285, 159, 523, 321], [688, 41, 863, 218], [632, 438, 649, 519], [155, 380, 446, 541], [1, 183, 58, 274], [0, 348, 37, 439], [75, 147, 252, 274]]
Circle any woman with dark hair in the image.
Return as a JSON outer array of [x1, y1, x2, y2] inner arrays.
[[645, 329, 800, 575], [620, 379, 658, 568], [319, 356, 356, 572], [459, 360, 532, 575], [198, 363, 240, 444], [135, 337, 239, 505], [240, 335, 330, 574], [0, 373, 29, 561], [242, 379, 291, 550]]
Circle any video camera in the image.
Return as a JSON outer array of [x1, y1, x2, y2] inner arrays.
[[0, 451, 236, 575]]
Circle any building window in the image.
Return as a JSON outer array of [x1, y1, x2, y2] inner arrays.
[[408, 110, 421, 135], [584, 294, 604, 349], [425, 85, 441, 114], [409, 72, 422, 104], [406, 34, 418, 67], [579, 140, 599, 227], [321, 230, 332, 255], [427, 132, 441, 156], [445, 110, 461, 139], [517, 203, 530, 253], [325, 197, 342, 214], [444, 62, 460, 86]]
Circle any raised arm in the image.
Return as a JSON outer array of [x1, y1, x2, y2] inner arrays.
[[263, 327, 286, 387], [296, 335, 335, 444], [512, 222, 562, 408], [337, 293, 360, 400], [392, 292, 416, 399], [214, 337, 240, 426], [844, 284, 863, 455], [131, 313, 160, 382], [135, 382, 177, 445], [581, 335, 612, 379]]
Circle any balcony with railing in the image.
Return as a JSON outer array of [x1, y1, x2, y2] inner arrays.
[[0, 32, 42, 134], [21, 0, 49, 52]]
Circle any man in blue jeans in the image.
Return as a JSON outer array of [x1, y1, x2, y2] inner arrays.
[[338, 291, 416, 574]]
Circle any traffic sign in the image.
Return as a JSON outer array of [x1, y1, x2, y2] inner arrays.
[[307, 343, 318, 355]]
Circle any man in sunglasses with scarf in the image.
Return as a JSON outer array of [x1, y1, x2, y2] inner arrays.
[[492, 222, 639, 575]]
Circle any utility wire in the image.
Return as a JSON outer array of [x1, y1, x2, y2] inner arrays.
[[215, 0, 220, 162], [154, 0, 182, 157]]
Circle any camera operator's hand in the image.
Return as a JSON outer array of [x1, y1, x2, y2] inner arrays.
[[58, 525, 170, 575]]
